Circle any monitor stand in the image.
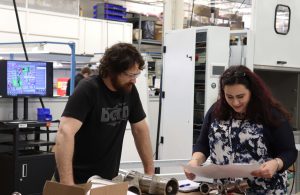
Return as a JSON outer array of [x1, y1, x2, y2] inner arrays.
[[12, 97, 29, 120], [13, 97, 18, 120]]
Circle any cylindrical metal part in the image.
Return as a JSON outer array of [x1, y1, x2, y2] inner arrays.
[[151, 178, 178, 195], [138, 175, 153, 193], [128, 185, 142, 195], [199, 183, 211, 195], [146, 177, 178, 195], [124, 170, 142, 181], [11, 192, 21, 195], [226, 179, 249, 193], [118, 170, 179, 195]]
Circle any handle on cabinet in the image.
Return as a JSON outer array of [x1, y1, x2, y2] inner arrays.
[[276, 61, 287, 65], [186, 54, 192, 61], [22, 164, 27, 178]]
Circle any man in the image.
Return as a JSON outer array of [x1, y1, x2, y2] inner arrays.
[[66, 66, 91, 96], [55, 43, 154, 185]]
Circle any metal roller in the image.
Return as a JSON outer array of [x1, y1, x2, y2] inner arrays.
[[199, 180, 249, 195], [128, 184, 142, 195], [147, 176, 178, 195], [113, 171, 142, 195], [116, 169, 179, 195], [199, 182, 216, 195]]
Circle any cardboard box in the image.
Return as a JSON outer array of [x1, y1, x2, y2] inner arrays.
[[193, 5, 211, 17], [154, 24, 162, 41], [224, 13, 243, 22], [230, 21, 244, 30], [132, 29, 142, 40], [43, 181, 128, 195]]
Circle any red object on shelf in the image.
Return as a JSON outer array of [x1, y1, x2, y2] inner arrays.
[[57, 78, 69, 96]]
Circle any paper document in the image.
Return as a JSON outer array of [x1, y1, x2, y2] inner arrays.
[[183, 163, 260, 179], [178, 179, 200, 192], [86, 176, 137, 195]]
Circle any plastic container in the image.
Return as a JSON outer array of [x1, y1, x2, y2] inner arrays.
[[37, 108, 52, 122]]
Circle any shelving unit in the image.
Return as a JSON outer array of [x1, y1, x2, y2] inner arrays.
[[193, 32, 207, 143], [127, 13, 162, 51], [0, 121, 57, 195], [127, 13, 162, 92], [93, 2, 127, 22]]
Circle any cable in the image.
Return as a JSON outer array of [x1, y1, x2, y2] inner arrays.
[[289, 163, 295, 195], [234, 0, 247, 15], [12, 0, 28, 61], [189, 0, 195, 28], [154, 60, 163, 174], [13, 0, 46, 121]]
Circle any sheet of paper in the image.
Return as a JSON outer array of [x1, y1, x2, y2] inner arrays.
[[178, 179, 200, 192], [127, 191, 138, 195], [154, 78, 160, 88], [183, 163, 260, 179]]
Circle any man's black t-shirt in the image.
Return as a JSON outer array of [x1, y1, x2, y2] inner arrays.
[[61, 75, 146, 183]]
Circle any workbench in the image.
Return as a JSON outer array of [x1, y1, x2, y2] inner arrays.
[[177, 192, 201, 195]]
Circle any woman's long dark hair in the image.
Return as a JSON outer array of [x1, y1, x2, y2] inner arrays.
[[99, 43, 145, 78], [213, 65, 291, 127]]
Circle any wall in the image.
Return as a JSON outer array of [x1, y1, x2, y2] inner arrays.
[[80, 0, 163, 18], [0, 4, 132, 55], [0, 4, 152, 163]]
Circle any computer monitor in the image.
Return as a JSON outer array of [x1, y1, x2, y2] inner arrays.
[[0, 60, 53, 97]]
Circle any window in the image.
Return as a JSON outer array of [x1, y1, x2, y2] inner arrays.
[[274, 4, 291, 35]]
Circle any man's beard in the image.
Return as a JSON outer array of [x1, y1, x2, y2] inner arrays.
[[111, 76, 133, 94]]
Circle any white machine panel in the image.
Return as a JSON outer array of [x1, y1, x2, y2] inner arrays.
[[160, 28, 196, 160], [251, 0, 300, 68], [204, 26, 229, 113], [159, 26, 230, 164]]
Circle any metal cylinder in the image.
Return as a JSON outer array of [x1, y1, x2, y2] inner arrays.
[[128, 185, 142, 195], [117, 170, 179, 195], [199, 183, 213, 195], [149, 177, 178, 195], [11, 192, 21, 195], [114, 170, 142, 194], [138, 174, 153, 193], [139, 176, 179, 195]]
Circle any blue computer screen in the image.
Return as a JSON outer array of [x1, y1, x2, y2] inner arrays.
[[7, 61, 47, 96], [0, 60, 53, 97]]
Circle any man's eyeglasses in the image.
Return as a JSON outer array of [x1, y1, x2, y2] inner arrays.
[[123, 71, 141, 79]]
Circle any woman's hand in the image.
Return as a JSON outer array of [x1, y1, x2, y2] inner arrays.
[[251, 158, 281, 178], [184, 159, 198, 180]]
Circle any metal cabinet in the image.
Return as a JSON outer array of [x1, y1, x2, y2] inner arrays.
[[158, 26, 230, 167], [0, 121, 57, 195]]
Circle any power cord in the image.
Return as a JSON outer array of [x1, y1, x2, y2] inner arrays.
[[289, 163, 295, 195], [189, 0, 195, 28]]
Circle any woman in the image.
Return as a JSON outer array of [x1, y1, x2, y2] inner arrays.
[[185, 65, 298, 194]]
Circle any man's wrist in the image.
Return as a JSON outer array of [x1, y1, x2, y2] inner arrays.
[[144, 164, 155, 175]]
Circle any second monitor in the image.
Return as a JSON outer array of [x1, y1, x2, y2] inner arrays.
[[0, 60, 53, 97]]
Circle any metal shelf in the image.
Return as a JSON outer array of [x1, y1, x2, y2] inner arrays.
[[0, 52, 93, 63], [134, 39, 162, 46]]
